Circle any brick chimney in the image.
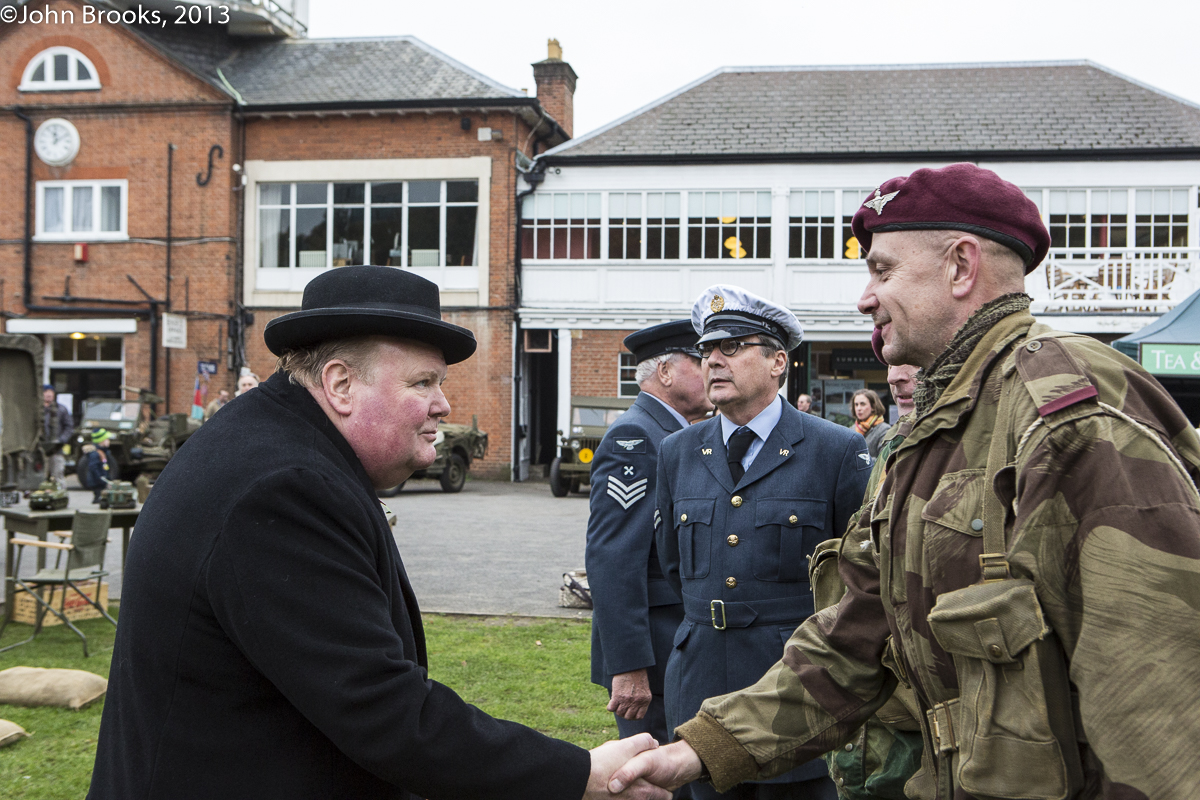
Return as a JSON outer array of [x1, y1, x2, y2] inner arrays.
[[532, 38, 577, 138]]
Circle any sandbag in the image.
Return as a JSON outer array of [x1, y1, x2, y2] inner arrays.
[[0, 718, 29, 747], [0, 666, 107, 710]]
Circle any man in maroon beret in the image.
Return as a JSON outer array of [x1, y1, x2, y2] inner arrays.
[[608, 163, 1200, 799]]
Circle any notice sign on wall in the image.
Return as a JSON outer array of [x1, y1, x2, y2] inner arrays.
[[163, 313, 187, 349], [1141, 344, 1200, 376]]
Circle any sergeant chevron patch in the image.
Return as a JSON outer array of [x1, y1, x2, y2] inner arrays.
[[654, 509, 661, 530], [607, 476, 649, 510]]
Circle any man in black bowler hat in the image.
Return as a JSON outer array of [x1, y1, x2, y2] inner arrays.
[[90, 266, 667, 800], [586, 320, 711, 781]]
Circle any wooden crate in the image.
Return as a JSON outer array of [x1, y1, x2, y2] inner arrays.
[[11, 580, 109, 626]]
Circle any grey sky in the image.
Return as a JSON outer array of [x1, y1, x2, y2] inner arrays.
[[309, 0, 1200, 139]]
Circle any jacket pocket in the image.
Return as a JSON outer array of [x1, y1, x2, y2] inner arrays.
[[808, 538, 843, 612], [753, 498, 827, 582], [927, 578, 1083, 800], [674, 499, 714, 579]]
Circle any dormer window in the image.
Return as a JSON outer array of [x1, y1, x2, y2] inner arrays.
[[20, 47, 101, 92]]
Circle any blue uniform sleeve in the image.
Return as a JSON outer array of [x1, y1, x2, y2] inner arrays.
[[586, 422, 660, 677], [835, 431, 872, 539]]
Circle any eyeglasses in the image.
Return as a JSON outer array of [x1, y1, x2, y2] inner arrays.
[[697, 340, 778, 359]]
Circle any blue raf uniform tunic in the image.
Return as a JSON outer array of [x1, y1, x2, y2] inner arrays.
[[655, 397, 871, 790], [586, 392, 687, 744]]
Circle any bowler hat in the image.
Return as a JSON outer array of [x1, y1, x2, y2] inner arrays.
[[264, 267, 477, 364]]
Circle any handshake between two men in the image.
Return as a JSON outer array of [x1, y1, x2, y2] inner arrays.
[[589, 735, 703, 799]]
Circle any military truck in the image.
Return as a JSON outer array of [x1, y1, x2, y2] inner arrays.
[[377, 418, 488, 496], [69, 386, 201, 481], [0, 334, 46, 492], [549, 396, 635, 498]]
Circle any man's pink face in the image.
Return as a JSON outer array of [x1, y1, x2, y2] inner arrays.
[[342, 339, 451, 489], [796, 395, 811, 412], [858, 231, 955, 370], [668, 355, 713, 421], [43, 389, 55, 407], [888, 364, 919, 416]]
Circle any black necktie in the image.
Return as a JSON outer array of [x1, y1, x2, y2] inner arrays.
[[727, 427, 756, 483]]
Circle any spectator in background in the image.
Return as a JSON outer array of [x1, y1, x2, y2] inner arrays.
[[794, 393, 813, 413], [81, 428, 115, 503], [42, 385, 73, 481], [236, 373, 259, 397], [850, 388, 889, 458], [205, 389, 231, 420]]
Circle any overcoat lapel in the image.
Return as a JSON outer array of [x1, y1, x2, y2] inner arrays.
[[736, 401, 806, 490], [696, 418, 734, 492]]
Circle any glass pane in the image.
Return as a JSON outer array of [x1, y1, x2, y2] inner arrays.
[[408, 206, 439, 265], [409, 181, 439, 203], [98, 337, 121, 361], [1135, 190, 1151, 214], [447, 181, 478, 203], [739, 192, 755, 218], [77, 60, 91, 81], [331, 208, 364, 266], [296, 183, 326, 205], [44, 187, 63, 232], [609, 193, 624, 218], [790, 192, 803, 216], [521, 195, 534, 217], [721, 192, 737, 219], [820, 191, 834, 217], [1023, 189, 1042, 212], [554, 193, 569, 219], [259, 183, 290, 205], [52, 337, 74, 361], [570, 193, 586, 218], [295, 207, 327, 267], [371, 182, 404, 204], [843, 190, 862, 215], [370, 207, 405, 266], [805, 191, 818, 216], [705, 192, 720, 218], [72, 186, 93, 231], [1068, 191, 1086, 215], [100, 186, 121, 231], [664, 193, 680, 218], [758, 192, 771, 217], [587, 193, 601, 218], [1154, 190, 1170, 214], [1049, 191, 1067, 214], [54, 54, 68, 81], [31, 61, 45, 82], [647, 192, 663, 217], [76, 339, 99, 361], [1173, 189, 1189, 214], [688, 192, 703, 218], [260, 208, 290, 269], [1111, 191, 1128, 214], [1091, 191, 1108, 215], [333, 183, 364, 204], [446, 206, 477, 266], [536, 193, 552, 219], [626, 193, 641, 218]]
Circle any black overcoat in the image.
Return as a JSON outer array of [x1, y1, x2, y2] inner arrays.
[[89, 373, 590, 800]]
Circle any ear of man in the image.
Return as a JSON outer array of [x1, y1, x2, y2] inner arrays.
[[320, 359, 356, 418]]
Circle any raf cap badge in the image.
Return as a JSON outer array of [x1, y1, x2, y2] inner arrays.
[[710, 294, 725, 313], [862, 189, 899, 216]]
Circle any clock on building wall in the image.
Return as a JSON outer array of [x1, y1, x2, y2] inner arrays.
[[34, 118, 80, 166]]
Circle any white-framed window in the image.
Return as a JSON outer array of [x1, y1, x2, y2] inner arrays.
[[1022, 188, 1191, 253], [35, 180, 127, 240], [686, 191, 771, 259], [20, 47, 101, 92], [50, 335, 123, 364], [258, 179, 479, 270], [520, 192, 602, 259], [618, 352, 639, 397], [789, 189, 873, 260]]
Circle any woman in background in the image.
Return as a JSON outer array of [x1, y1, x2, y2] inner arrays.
[[851, 388, 889, 458]]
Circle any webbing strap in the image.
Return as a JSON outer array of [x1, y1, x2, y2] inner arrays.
[[980, 343, 1021, 582]]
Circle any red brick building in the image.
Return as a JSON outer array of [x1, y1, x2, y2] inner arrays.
[[1, 0, 574, 477]]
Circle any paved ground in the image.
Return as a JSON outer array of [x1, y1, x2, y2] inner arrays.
[[1, 477, 596, 619]]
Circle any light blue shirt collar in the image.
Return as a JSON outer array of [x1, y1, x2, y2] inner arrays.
[[720, 394, 784, 471], [645, 392, 690, 430]]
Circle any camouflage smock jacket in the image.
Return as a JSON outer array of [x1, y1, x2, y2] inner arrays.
[[677, 309, 1200, 799]]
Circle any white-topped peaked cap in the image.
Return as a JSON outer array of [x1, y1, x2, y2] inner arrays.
[[691, 285, 803, 352]]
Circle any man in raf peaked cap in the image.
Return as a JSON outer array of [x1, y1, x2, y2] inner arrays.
[[611, 163, 1200, 800], [91, 266, 668, 800], [649, 285, 870, 800], [587, 319, 711, 788]]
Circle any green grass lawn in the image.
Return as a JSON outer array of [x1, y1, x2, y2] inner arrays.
[[0, 610, 612, 798]]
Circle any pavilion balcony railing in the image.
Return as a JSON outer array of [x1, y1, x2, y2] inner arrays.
[[1028, 247, 1200, 313]]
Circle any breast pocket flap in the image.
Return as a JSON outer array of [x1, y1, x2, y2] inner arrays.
[[673, 498, 714, 528], [919, 468, 987, 536], [754, 498, 826, 528]]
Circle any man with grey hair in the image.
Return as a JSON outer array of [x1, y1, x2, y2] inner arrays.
[[587, 321, 712, 781], [91, 267, 667, 800]]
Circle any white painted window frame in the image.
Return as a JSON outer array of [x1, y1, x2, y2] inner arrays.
[[618, 352, 638, 397], [19, 46, 101, 92], [34, 179, 128, 241]]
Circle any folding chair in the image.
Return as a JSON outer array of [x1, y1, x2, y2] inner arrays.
[[0, 509, 117, 657]]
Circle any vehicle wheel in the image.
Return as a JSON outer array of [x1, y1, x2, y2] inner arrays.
[[439, 454, 467, 493], [549, 458, 569, 497], [568, 478, 582, 494], [377, 481, 407, 498]]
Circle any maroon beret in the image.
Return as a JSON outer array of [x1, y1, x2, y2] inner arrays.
[[851, 163, 1050, 273]]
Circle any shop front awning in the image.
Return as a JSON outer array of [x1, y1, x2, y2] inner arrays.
[[1113, 288, 1200, 376]]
